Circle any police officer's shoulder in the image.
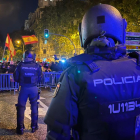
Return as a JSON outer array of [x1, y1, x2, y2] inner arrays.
[[17, 61, 23, 67], [35, 62, 41, 67], [67, 53, 93, 64], [128, 51, 140, 66], [67, 53, 100, 73], [58, 65, 75, 82], [128, 51, 140, 59]]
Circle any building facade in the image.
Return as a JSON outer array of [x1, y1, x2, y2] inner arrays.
[[24, 0, 62, 61], [24, 0, 61, 31], [24, 0, 84, 61], [38, 0, 61, 8]]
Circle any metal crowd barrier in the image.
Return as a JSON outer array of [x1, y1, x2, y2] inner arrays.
[[0, 72, 62, 93], [0, 74, 19, 94], [38, 72, 62, 89]]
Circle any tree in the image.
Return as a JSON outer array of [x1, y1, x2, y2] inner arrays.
[[0, 46, 4, 60], [34, 0, 140, 57], [34, 0, 90, 57], [13, 49, 23, 61], [109, 0, 140, 32]]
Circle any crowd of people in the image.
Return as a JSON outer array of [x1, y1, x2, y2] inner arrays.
[[0, 61, 17, 74], [0, 60, 64, 74], [40, 61, 64, 72]]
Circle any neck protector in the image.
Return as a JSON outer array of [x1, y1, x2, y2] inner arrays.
[[85, 45, 126, 60]]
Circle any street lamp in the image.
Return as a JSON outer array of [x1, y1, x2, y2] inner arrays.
[[15, 40, 24, 55], [16, 40, 21, 44]]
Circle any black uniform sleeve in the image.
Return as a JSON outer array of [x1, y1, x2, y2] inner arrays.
[[44, 67, 80, 140], [13, 63, 21, 83]]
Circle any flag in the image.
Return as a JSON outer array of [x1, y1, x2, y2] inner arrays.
[[5, 34, 16, 57], [22, 35, 38, 45]]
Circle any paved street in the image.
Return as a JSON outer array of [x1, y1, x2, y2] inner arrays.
[[0, 88, 54, 140]]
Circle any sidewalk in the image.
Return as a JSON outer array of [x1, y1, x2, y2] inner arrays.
[[0, 89, 53, 140]]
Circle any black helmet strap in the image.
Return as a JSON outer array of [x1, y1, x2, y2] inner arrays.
[[78, 23, 83, 48]]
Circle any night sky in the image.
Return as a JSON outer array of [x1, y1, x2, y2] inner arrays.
[[0, 0, 38, 40]]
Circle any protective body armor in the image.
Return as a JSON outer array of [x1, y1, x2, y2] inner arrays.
[[45, 52, 140, 140], [14, 60, 42, 134], [14, 61, 41, 87]]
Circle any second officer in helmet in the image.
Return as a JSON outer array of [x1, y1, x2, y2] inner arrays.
[[44, 4, 140, 140], [14, 50, 42, 135]]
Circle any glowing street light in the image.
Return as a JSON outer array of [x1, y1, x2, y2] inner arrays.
[[15, 40, 24, 54], [16, 40, 21, 44], [61, 58, 66, 63], [61, 59, 66, 63], [45, 34, 49, 38]]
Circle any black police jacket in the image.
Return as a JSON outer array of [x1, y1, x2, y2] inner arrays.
[[13, 61, 42, 87], [44, 52, 140, 140]]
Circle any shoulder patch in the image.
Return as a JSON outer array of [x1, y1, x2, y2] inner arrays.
[[53, 82, 61, 98], [84, 60, 100, 72]]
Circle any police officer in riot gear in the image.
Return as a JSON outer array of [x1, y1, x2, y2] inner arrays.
[[14, 50, 42, 135], [44, 4, 140, 140]]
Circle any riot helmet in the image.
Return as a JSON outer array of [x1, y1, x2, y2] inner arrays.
[[23, 50, 36, 60], [79, 4, 127, 49]]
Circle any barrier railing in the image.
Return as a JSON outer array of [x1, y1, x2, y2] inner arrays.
[[44, 72, 61, 87], [0, 74, 19, 94], [0, 72, 62, 93], [38, 72, 62, 89]]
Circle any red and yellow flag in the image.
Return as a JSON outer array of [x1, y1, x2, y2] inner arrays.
[[5, 34, 16, 57], [22, 35, 38, 45]]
